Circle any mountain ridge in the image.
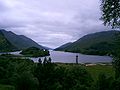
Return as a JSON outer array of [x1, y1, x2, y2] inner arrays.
[[55, 42, 72, 51], [0, 30, 18, 52], [55, 30, 119, 55], [0, 29, 47, 50]]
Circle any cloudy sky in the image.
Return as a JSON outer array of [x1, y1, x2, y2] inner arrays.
[[0, 0, 111, 48]]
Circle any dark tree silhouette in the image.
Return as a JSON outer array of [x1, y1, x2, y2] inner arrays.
[[100, 0, 120, 28]]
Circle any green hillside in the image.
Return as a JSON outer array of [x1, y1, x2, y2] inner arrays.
[[0, 31, 18, 52], [55, 42, 72, 51], [55, 30, 119, 55], [1, 29, 45, 50]]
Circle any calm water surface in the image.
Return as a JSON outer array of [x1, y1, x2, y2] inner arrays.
[[31, 51, 112, 63], [0, 51, 112, 63]]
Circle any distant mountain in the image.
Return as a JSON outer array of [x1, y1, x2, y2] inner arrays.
[[0, 30, 18, 52], [1, 29, 45, 50], [55, 42, 72, 51], [42, 46, 53, 50], [55, 30, 119, 55]]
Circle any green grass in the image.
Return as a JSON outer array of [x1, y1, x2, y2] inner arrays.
[[0, 84, 15, 90], [85, 65, 115, 80], [57, 63, 115, 80]]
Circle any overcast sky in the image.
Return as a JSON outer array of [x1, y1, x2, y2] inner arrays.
[[0, 0, 111, 48]]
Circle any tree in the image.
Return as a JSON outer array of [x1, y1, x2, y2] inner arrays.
[[64, 66, 93, 90], [101, 0, 120, 79], [112, 34, 120, 78], [34, 57, 57, 90], [100, 0, 120, 28]]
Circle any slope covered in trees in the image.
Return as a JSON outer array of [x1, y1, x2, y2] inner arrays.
[[0, 31, 18, 52], [1, 29, 45, 50], [55, 30, 119, 55], [55, 42, 72, 51]]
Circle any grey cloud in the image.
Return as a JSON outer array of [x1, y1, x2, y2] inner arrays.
[[0, 1, 9, 11], [0, 0, 110, 48]]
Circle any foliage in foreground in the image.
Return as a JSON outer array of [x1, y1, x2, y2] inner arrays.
[[0, 56, 120, 90], [0, 84, 15, 90], [100, 0, 120, 28]]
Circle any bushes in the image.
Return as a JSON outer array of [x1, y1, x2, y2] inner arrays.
[[0, 84, 15, 90], [0, 57, 36, 90], [63, 66, 93, 90], [0, 56, 120, 90], [34, 57, 57, 90], [112, 77, 120, 90], [15, 72, 39, 90], [34, 59, 93, 90], [95, 73, 113, 90]]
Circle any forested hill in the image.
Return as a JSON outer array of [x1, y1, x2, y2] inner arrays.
[[1, 29, 45, 50], [55, 30, 119, 55], [0, 30, 18, 52], [55, 42, 72, 51]]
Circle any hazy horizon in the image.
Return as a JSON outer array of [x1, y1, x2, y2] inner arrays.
[[0, 0, 112, 48]]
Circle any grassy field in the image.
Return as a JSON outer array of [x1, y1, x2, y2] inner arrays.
[[57, 63, 115, 80], [85, 65, 115, 80]]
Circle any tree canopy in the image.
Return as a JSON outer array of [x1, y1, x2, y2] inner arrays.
[[100, 0, 120, 28]]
